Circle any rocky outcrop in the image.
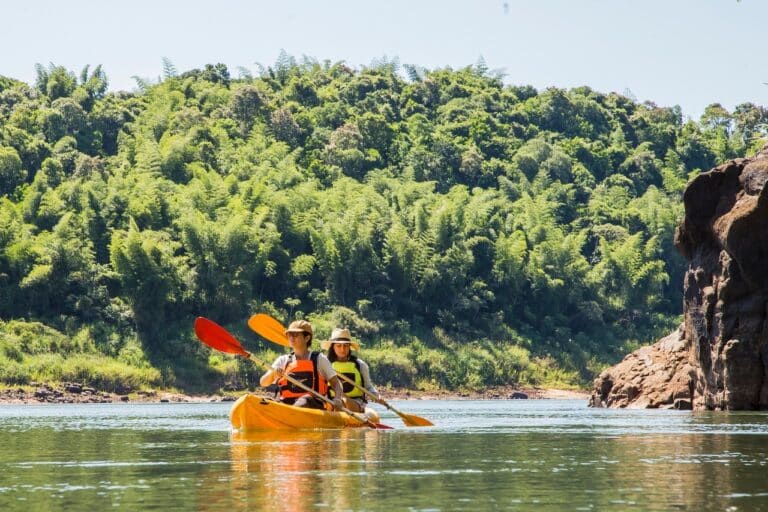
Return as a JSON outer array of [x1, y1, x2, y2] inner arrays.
[[591, 148, 768, 410], [589, 326, 696, 409]]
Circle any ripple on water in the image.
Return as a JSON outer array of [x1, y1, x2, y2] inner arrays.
[[1, 400, 768, 511]]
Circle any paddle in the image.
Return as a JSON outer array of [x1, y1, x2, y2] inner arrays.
[[248, 313, 434, 427], [248, 313, 290, 348], [193, 317, 391, 430], [333, 372, 434, 427]]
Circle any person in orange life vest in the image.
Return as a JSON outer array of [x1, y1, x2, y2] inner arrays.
[[321, 327, 383, 413], [259, 319, 345, 410]]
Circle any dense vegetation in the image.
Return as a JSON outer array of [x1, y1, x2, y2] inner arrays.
[[1, 56, 765, 394]]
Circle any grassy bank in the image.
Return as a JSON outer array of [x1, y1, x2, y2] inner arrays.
[[1, 318, 587, 396]]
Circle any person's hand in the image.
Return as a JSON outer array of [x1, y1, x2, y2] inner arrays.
[[332, 397, 345, 410], [272, 369, 284, 383]]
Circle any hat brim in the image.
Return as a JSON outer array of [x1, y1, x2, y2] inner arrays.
[[321, 340, 360, 351]]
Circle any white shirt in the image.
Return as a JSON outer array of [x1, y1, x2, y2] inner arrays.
[[355, 357, 379, 395]]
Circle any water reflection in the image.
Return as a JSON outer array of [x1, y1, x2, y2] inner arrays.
[[224, 429, 387, 511], [0, 401, 767, 511], [598, 433, 768, 511]]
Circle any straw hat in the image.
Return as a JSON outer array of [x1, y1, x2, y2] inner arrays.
[[321, 327, 360, 351], [284, 320, 313, 337]]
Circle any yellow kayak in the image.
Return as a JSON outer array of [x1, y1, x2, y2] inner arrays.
[[230, 394, 382, 430]]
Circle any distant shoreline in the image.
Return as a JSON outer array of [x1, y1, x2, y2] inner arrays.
[[379, 386, 590, 401], [0, 383, 589, 405]]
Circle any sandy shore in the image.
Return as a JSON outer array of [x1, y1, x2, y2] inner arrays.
[[0, 383, 590, 405]]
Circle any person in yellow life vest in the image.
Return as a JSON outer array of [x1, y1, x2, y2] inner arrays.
[[259, 319, 346, 410], [321, 327, 383, 413]]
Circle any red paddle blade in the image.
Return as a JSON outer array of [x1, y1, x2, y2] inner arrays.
[[194, 317, 250, 357], [248, 313, 290, 347]]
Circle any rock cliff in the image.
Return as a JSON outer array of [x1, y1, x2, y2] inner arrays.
[[590, 148, 768, 410]]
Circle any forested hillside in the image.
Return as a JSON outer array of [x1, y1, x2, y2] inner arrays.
[[1, 56, 765, 393]]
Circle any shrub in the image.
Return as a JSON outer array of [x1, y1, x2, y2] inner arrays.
[[362, 342, 417, 388], [117, 339, 152, 368], [0, 356, 31, 384], [2, 320, 90, 355], [23, 353, 162, 392]]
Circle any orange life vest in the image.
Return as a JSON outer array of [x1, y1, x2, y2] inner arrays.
[[277, 351, 328, 399]]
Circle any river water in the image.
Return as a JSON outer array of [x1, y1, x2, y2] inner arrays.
[[1, 398, 767, 511]]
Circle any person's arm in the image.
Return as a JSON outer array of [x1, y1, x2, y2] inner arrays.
[[318, 354, 346, 410], [327, 376, 346, 410], [259, 357, 285, 387], [358, 359, 382, 402], [259, 369, 280, 387]]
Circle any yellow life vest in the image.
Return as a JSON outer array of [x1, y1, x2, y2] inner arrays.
[[331, 359, 363, 398]]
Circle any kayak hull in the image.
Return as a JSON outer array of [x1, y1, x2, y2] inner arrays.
[[230, 394, 381, 430]]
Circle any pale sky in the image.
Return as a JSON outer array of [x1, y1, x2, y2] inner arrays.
[[2, 0, 765, 120]]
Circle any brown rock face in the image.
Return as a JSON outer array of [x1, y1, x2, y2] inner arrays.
[[590, 148, 768, 410], [589, 326, 696, 409]]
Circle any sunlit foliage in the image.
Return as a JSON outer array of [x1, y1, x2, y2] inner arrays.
[[0, 56, 764, 391]]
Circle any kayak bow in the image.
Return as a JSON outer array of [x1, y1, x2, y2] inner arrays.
[[230, 394, 382, 430]]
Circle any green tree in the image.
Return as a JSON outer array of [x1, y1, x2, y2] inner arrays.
[[109, 219, 189, 351], [35, 63, 77, 100], [0, 146, 25, 196]]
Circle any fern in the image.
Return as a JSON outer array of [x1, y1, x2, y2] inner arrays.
[[131, 76, 153, 92], [403, 63, 425, 82], [236, 66, 253, 81], [161, 57, 178, 79]]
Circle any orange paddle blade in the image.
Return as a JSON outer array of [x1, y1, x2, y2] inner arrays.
[[194, 317, 250, 357], [248, 314, 290, 347], [394, 409, 434, 427]]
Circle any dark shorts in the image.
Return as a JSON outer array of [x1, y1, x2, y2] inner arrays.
[[280, 394, 326, 410], [348, 397, 367, 409]]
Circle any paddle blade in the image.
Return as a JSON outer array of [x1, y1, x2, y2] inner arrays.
[[194, 317, 250, 357], [248, 313, 290, 347], [348, 412, 393, 430], [398, 412, 434, 427], [380, 398, 434, 427]]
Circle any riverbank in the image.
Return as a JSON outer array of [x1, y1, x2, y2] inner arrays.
[[380, 385, 589, 401], [0, 382, 589, 404]]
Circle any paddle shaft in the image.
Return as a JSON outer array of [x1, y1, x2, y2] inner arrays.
[[335, 372, 382, 404], [262, 357, 378, 429], [250, 319, 388, 409], [334, 372, 431, 425], [245, 352, 380, 428], [193, 317, 387, 429], [247, 313, 433, 426]]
